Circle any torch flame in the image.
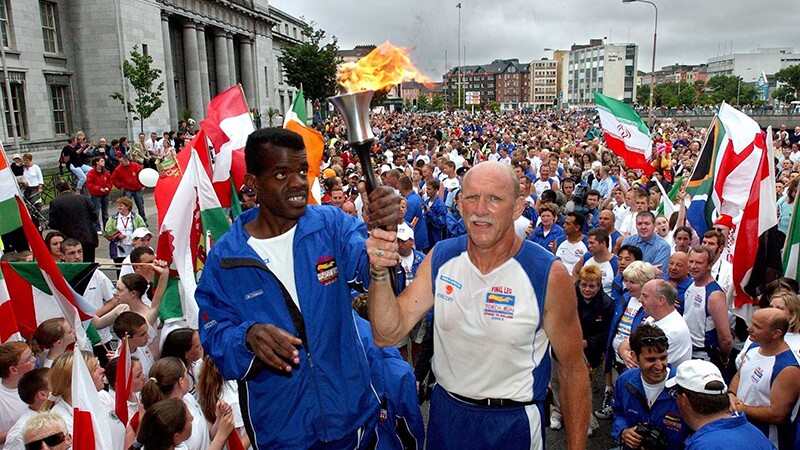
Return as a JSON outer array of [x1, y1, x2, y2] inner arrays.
[[337, 41, 430, 93]]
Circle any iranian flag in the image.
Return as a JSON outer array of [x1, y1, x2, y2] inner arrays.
[[0, 142, 98, 346], [201, 85, 255, 211], [71, 346, 113, 450], [115, 335, 132, 425], [283, 89, 325, 204], [156, 130, 230, 329], [594, 91, 654, 175]]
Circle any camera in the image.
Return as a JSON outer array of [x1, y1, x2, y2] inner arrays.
[[572, 184, 589, 215], [632, 423, 667, 450]]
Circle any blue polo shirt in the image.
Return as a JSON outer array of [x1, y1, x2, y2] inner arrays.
[[622, 233, 671, 270], [684, 413, 775, 450]]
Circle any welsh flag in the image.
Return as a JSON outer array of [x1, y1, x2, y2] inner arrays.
[[115, 335, 132, 425], [0, 142, 98, 347], [283, 89, 325, 204], [72, 346, 113, 450], [156, 130, 230, 329], [594, 91, 654, 175], [201, 85, 255, 211]]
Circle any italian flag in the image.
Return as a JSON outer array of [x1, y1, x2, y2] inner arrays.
[[201, 85, 255, 212], [0, 143, 98, 347], [72, 346, 113, 450], [283, 88, 325, 204], [156, 130, 230, 329], [594, 91, 654, 175]]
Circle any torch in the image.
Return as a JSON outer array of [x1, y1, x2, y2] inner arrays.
[[328, 42, 430, 291]]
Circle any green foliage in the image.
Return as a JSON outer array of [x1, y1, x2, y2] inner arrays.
[[637, 84, 651, 106], [774, 64, 800, 95], [431, 93, 445, 111], [403, 98, 413, 111], [180, 108, 192, 121], [487, 101, 500, 113], [277, 26, 340, 104], [706, 75, 756, 105], [265, 107, 280, 127], [110, 45, 165, 134], [416, 93, 430, 111], [653, 82, 697, 107], [772, 85, 797, 104]]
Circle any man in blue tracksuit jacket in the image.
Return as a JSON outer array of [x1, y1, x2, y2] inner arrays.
[[611, 323, 690, 450], [196, 128, 402, 449]]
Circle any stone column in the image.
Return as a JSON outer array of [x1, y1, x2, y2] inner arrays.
[[239, 38, 255, 106], [214, 30, 230, 93], [182, 21, 203, 123], [161, 13, 177, 126], [226, 33, 236, 86], [196, 24, 210, 114]]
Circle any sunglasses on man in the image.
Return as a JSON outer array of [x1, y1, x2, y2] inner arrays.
[[24, 432, 66, 450], [639, 336, 669, 347]]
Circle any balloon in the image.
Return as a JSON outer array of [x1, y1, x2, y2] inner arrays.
[[138, 168, 159, 188]]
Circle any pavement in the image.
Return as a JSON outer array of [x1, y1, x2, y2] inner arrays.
[[82, 190, 619, 448]]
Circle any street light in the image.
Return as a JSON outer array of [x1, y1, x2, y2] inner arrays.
[[456, 3, 462, 110], [623, 0, 657, 129]]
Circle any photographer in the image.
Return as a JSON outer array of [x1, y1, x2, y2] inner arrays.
[[611, 323, 689, 450]]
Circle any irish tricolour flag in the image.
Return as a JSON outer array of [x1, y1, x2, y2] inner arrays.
[[284, 88, 324, 204], [594, 92, 654, 175]]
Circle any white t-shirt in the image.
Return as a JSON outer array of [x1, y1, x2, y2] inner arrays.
[[649, 311, 692, 368], [22, 165, 43, 188], [248, 226, 300, 310], [84, 270, 116, 343], [613, 297, 643, 362], [115, 214, 136, 257], [555, 239, 588, 276], [3, 408, 36, 450], [641, 376, 666, 408], [0, 384, 26, 440], [178, 393, 211, 450], [514, 216, 531, 240]]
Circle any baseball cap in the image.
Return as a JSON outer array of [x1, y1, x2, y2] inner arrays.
[[12, 153, 21, 160], [132, 227, 152, 240], [347, 172, 359, 179], [665, 360, 727, 394], [396, 222, 414, 241]]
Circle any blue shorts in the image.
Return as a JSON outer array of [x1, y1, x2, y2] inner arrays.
[[426, 385, 545, 450]]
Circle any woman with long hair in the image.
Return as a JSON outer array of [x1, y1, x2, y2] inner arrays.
[[44, 231, 66, 263], [140, 357, 233, 450], [161, 328, 204, 395], [48, 350, 129, 448], [197, 356, 250, 449], [29, 318, 76, 368], [103, 356, 146, 424], [135, 398, 193, 450]]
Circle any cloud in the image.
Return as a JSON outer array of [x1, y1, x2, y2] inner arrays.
[[271, 0, 800, 80]]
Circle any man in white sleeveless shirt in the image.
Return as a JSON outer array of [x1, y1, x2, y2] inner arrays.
[[366, 162, 590, 450]]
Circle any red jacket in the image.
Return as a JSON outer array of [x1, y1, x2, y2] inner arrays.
[[85, 168, 113, 196], [111, 162, 145, 191]]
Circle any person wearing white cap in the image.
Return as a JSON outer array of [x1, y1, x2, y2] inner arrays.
[[727, 308, 800, 449], [667, 360, 774, 450], [119, 227, 153, 277], [394, 222, 426, 364]]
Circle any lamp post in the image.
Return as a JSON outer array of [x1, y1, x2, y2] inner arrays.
[[456, 2, 462, 110], [736, 67, 752, 106], [623, 0, 657, 129]]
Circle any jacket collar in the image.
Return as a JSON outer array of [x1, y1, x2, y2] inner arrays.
[[221, 205, 327, 260]]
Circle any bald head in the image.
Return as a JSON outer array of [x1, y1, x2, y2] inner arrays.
[[753, 308, 790, 338], [667, 252, 690, 281], [462, 161, 520, 198]]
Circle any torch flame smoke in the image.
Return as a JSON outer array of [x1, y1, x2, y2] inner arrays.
[[337, 41, 431, 93]]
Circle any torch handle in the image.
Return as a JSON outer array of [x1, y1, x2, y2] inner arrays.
[[351, 140, 398, 292]]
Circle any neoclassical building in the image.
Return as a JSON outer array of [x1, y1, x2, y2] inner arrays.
[[0, 0, 307, 167]]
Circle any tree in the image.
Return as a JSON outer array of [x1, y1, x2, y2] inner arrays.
[[637, 84, 650, 106], [706, 75, 756, 105], [431, 93, 445, 111], [416, 93, 430, 111], [772, 85, 797, 104], [265, 107, 280, 127], [277, 26, 340, 106], [110, 45, 164, 135], [774, 64, 800, 97]]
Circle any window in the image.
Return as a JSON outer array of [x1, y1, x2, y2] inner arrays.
[[0, 0, 11, 49], [1, 76, 26, 139], [39, 1, 60, 53], [50, 85, 68, 135]]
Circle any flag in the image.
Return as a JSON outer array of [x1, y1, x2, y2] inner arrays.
[[686, 103, 768, 237], [594, 91, 654, 175], [201, 85, 255, 209], [71, 347, 113, 450], [784, 177, 800, 281], [115, 335, 132, 425], [156, 130, 230, 329], [655, 176, 684, 218], [283, 88, 325, 204], [0, 268, 19, 342], [730, 126, 782, 310], [1, 262, 100, 346]]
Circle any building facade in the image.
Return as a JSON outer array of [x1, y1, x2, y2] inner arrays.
[[494, 59, 529, 111], [0, 0, 309, 168], [530, 58, 558, 110], [707, 48, 798, 82], [563, 39, 638, 107]]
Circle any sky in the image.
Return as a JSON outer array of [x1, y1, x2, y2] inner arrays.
[[270, 0, 800, 81]]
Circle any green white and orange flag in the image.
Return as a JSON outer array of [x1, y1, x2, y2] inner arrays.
[[156, 130, 230, 328], [0, 142, 98, 346], [283, 89, 325, 204], [594, 91, 654, 175]]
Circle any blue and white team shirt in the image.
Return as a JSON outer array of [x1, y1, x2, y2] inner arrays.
[[681, 280, 724, 352], [430, 235, 556, 403], [737, 344, 799, 449], [555, 238, 588, 276]]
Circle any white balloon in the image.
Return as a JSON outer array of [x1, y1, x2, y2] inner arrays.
[[138, 168, 159, 188]]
